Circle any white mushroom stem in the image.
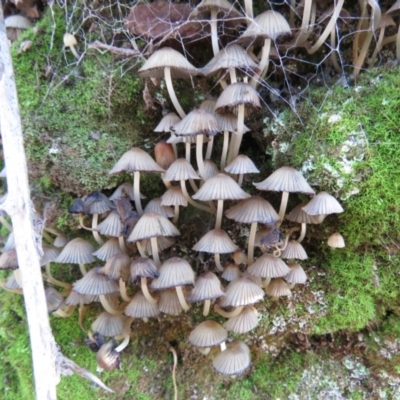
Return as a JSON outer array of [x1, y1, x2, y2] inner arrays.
[[45, 263, 72, 289], [0, 215, 12, 231], [180, 180, 213, 213], [203, 299, 211, 317], [133, 171, 143, 216], [78, 263, 87, 276], [54, 305, 76, 318], [78, 214, 94, 231], [119, 278, 131, 302], [227, 103, 245, 163], [78, 304, 88, 332], [141, 277, 158, 304], [297, 223, 307, 243], [150, 236, 161, 267], [162, 175, 172, 189], [164, 66, 186, 119], [237, 173, 244, 187], [215, 200, 224, 230], [214, 304, 244, 318], [42, 230, 54, 244], [220, 341, 226, 351], [185, 141, 198, 192], [199, 347, 210, 355], [172, 205, 180, 224], [136, 241, 147, 257], [244, 0, 253, 22], [229, 68, 237, 84], [210, 8, 220, 56], [251, 38, 271, 88], [196, 134, 207, 181], [68, 45, 80, 60], [262, 277, 271, 288], [91, 214, 104, 245], [175, 285, 190, 311], [220, 131, 230, 171], [247, 221, 258, 265], [214, 253, 223, 272], [278, 191, 289, 224], [0, 280, 22, 294], [115, 335, 130, 353], [118, 236, 126, 252], [205, 135, 214, 160], [99, 294, 123, 315]]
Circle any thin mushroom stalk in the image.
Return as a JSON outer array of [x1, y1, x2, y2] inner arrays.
[[247, 221, 258, 265], [0, 215, 12, 231], [79, 263, 87, 276], [54, 305, 76, 318], [250, 38, 271, 88], [214, 252, 224, 272], [114, 317, 134, 352], [220, 131, 230, 171], [172, 205, 180, 224], [175, 285, 190, 311], [205, 135, 214, 160], [227, 103, 245, 164], [278, 191, 289, 224], [297, 222, 307, 243], [180, 180, 213, 213], [141, 277, 158, 304], [44, 262, 72, 289], [133, 171, 144, 216], [164, 66, 186, 119], [203, 299, 211, 317], [196, 134, 208, 181], [0, 279, 22, 294], [79, 304, 89, 332], [150, 237, 161, 267], [215, 200, 224, 230], [91, 214, 104, 245], [99, 294, 123, 315], [119, 278, 131, 302], [214, 304, 244, 318]]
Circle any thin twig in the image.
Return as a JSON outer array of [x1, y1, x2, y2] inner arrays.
[[169, 346, 178, 400]]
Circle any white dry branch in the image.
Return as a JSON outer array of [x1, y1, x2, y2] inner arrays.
[[0, 6, 113, 398]]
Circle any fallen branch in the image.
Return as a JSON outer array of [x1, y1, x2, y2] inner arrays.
[[88, 41, 141, 57]]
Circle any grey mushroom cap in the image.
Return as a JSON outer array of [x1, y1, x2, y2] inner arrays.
[[193, 173, 250, 201], [93, 238, 123, 262], [161, 186, 188, 207], [163, 158, 201, 181], [130, 257, 159, 281], [219, 277, 264, 307], [254, 166, 315, 194], [99, 253, 131, 281], [5, 273, 22, 290], [109, 182, 136, 201], [84, 192, 114, 214], [158, 288, 184, 315], [151, 257, 195, 290], [190, 272, 225, 302], [56, 238, 96, 264], [286, 202, 325, 224], [221, 263, 242, 282], [73, 267, 119, 295], [144, 198, 175, 218], [154, 112, 181, 132], [141, 236, 176, 255], [138, 47, 201, 79], [215, 82, 261, 114], [223, 306, 259, 334], [224, 155, 260, 175], [188, 320, 228, 348], [92, 312, 128, 337], [5, 15, 33, 29], [281, 241, 308, 260], [0, 249, 18, 270], [109, 147, 165, 174], [124, 291, 160, 319], [212, 340, 251, 376], [225, 196, 279, 224], [285, 262, 307, 284], [302, 192, 344, 215], [192, 229, 238, 254], [45, 287, 64, 313], [40, 245, 61, 266], [96, 211, 124, 237], [215, 112, 251, 133], [3, 232, 15, 251], [202, 160, 220, 180], [171, 109, 220, 137], [65, 290, 97, 306], [247, 254, 291, 278], [128, 212, 180, 242]]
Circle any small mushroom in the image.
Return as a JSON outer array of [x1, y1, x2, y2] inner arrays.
[[63, 33, 80, 60]]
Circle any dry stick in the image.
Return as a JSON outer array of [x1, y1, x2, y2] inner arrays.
[[169, 346, 178, 400]]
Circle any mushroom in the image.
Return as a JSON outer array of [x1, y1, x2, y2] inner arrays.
[[124, 291, 160, 321], [129, 257, 159, 304], [284, 262, 307, 289], [188, 320, 228, 355], [154, 112, 181, 158], [96, 340, 121, 371], [5, 15, 32, 43], [281, 240, 308, 261], [144, 198, 175, 219], [158, 288, 185, 315], [63, 33, 80, 60], [212, 340, 251, 376], [93, 238, 123, 262], [224, 154, 259, 187], [223, 305, 258, 334], [265, 278, 291, 300], [40, 245, 71, 289], [221, 262, 241, 282], [95, 210, 126, 252], [161, 186, 188, 224], [302, 191, 344, 215], [327, 232, 345, 249]]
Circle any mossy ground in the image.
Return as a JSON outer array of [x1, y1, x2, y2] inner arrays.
[[2, 3, 400, 399]]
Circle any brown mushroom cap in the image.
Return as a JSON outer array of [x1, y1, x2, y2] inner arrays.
[[219, 277, 264, 307], [265, 278, 291, 297], [56, 238, 96, 264], [253, 166, 315, 194], [96, 341, 121, 371], [151, 257, 195, 290], [212, 340, 251, 376], [302, 192, 344, 215], [223, 306, 258, 334], [92, 312, 127, 337], [192, 229, 238, 254], [124, 291, 160, 319], [281, 241, 308, 260], [247, 254, 291, 278], [190, 272, 225, 302], [188, 320, 227, 348]]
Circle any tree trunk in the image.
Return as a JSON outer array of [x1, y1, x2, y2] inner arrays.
[[0, 6, 58, 399]]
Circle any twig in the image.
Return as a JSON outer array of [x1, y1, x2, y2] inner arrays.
[[169, 346, 178, 400], [88, 41, 141, 57]]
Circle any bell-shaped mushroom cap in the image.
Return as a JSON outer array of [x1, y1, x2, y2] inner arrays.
[[5, 15, 33, 29], [56, 238, 96, 264], [84, 192, 114, 214], [3, 232, 15, 251], [138, 47, 201, 79], [125, 291, 160, 319], [99, 253, 131, 281], [151, 257, 195, 290], [93, 238, 123, 262], [158, 288, 184, 315], [215, 112, 250, 133], [154, 112, 181, 132], [141, 236, 175, 255], [215, 82, 261, 114], [0, 249, 18, 270], [192, 229, 238, 254], [144, 198, 175, 218], [232, 251, 248, 266], [225, 196, 279, 224], [193, 173, 250, 201], [163, 158, 201, 181], [65, 290, 97, 306], [92, 312, 127, 337], [4, 273, 22, 290], [302, 192, 344, 215], [285, 262, 307, 284], [96, 341, 121, 371], [190, 272, 225, 302], [39, 246, 61, 266], [53, 234, 68, 248], [286, 202, 325, 224], [242, 270, 262, 287], [222, 263, 241, 281], [188, 320, 227, 348], [202, 160, 220, 180], [45, 287, 64, 313], [109, 182, 142, 201], [130, 257, 159, 281], [247, 254, 291, 278], [161, 186, 188, 207], [73, 267, 119, 295], [281, 241, 308, 260], [254, 166, 315, 194], [200, 98, 217, 115], [219, 277, 264, 307], [109, 147, 165, 174], [201, 44, 260, 76], [128, 212, 180, 242], [238, 10, 291, 43], [225, 155, 260, 175], [327, 232, 345, 248], [154, 140, 176, 170], [223, 306, 258, 334], [96, 211, 124, 237], [265, 278, 291, 297], [213, 340, 251, 376], [171, 109, 220, 137]]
